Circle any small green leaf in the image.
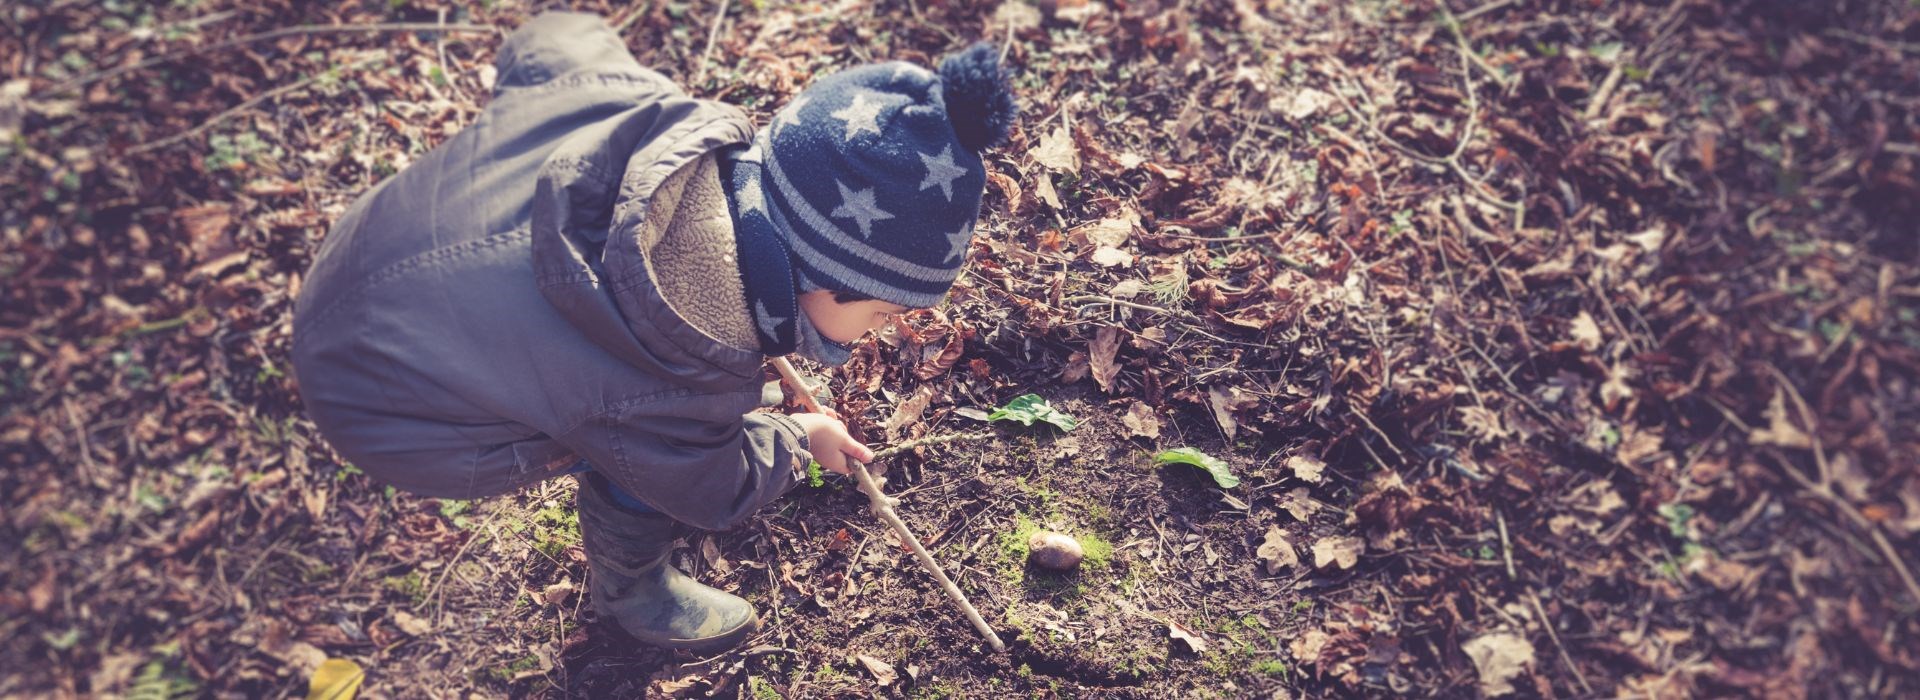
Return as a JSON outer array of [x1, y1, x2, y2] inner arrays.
[[987, 394, 1078, 432], [1154, 448, 1239, 489]]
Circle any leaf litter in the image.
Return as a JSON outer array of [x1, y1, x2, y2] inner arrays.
[[3, 0, 1918, 697]]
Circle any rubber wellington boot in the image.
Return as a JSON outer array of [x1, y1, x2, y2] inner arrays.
[[575, 472, 759, 653]]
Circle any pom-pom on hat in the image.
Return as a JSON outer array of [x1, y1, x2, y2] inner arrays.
[[743, 42, 1017, 309]]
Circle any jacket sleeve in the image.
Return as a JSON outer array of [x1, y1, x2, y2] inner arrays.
[[561, 395, 813, 531]]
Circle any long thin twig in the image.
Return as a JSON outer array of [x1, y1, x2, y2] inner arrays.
[[691, 0, 731, 88], [1528, 590, 1594, 694], [771, 358, 1007, 653], [129, 55, 380, 154], [51, 22, 496, 95]]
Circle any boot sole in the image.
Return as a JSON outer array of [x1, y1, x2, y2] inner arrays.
[[606, 611, 762, 654]]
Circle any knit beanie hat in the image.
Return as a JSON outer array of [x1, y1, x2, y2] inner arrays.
[[743, 42, 1017, 309]]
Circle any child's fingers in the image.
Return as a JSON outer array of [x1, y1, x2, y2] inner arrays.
[[817, 451, 852, 475], [846, 441, 875, 463]]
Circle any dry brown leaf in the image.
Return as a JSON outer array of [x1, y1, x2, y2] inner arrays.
[[1461, 632, 1535, 697], [1168, 620, 1210, 654], [176, 204, 236, 261], [1276, 487, 1318, 522], [1090, 246, 1133, 267], [1569, 311, 1603, 352], [1031, 124, 1079, 174], [1034, 172, 1063, 210], [856, 654, 898, 686], [1108, 279, 1147, 298], [1311, 535, 1364, 569], [390, 609, 432, 636], [1255, 526, 1298, 575], [1285, 454, 1326, 484], [991, 0, 1042, 33], [1750, 388, 1813, 449], [1075, 212, 1136, 248], [1206, 385, 1257, 440], [1290, 629, 1330, 664], [882, 385, 937, 442], [1089, 326, 1122, 393], [1271, 87, 1334, 120], [1121, 400, 1161, 439], [541, 578, 577, 606], [1458, 405, 1510, 442]]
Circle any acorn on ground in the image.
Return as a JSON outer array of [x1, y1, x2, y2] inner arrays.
[[1027, 530, 1085, 571]]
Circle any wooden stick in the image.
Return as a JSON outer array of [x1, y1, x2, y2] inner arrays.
[[770, 357, 1007, 653]]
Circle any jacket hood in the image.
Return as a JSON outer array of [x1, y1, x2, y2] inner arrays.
[[529, 93, 762, 390]]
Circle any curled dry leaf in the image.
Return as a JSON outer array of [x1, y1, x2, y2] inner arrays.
[[1311, 535, 1364, 570], [1207, 385, 1258, 440], [390, 610, 432, 636], [1255, 526, 1298, 575], [1277, 487, 1318, 522], [1285, 454, 1327, 484], [541, 578, 577, 606], [856, 654, 898, 686], [1461, 632, 1535, 697], [1089, 326, 1122, 393], [1168, 620, 1210, 654], [1121, 400, 1161, 439], [1290, 629, 1330, 665], [1091, 246, 1133, 267], [1569, 311, 1603, 352], [1074, 211, 1137, 249], [1031, 124, 1079, 174], [882, 385, 937, 442]]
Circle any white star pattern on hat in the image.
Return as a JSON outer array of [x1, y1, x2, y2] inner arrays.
[[777, 96, 810, 131], [942, 220, 974, 265], [830, 180, 895, 237], [917, 145, 968, 201], [736, 174, 767, 218], [829, 92, 885, 141], [755, 298, 790, 341]]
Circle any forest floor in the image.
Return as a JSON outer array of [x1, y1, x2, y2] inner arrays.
[[5, 0, 1920, 697]]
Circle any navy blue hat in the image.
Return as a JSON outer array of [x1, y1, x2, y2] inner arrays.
[[744, 42, 1017, 309]]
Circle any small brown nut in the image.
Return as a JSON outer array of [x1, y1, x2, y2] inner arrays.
[[1027, 530, 1085, 571]]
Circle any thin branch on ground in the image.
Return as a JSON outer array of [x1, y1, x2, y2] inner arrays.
[[130, 55, 381, 154], [51, 22, 497, 94]]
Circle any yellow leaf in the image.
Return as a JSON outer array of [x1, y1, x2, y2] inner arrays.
[[307, 658, 363, 700]]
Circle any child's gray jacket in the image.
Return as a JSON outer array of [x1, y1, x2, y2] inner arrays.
[[290, 12, 809, 530]]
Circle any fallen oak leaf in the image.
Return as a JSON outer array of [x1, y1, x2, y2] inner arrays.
[[1461, 632, 1535, 697], [1031, 124, 1079, 174], [1311, 535, 1364, 570], [1121, 400, 1161, 439], [1290, 629, 1330, 665], [1276, 487, 1319, 522], [1255, 526, 1298, 575], [1285, 454, 1327, 484]]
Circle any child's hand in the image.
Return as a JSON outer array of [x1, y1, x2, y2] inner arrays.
[[791, 413, 874, 476]]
